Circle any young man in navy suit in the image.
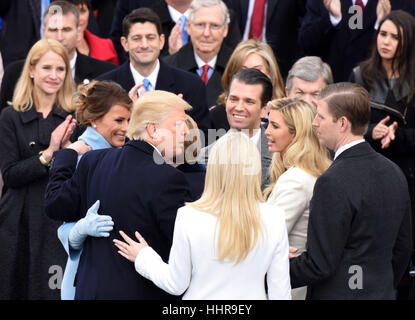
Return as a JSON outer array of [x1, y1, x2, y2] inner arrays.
[[97, 7, 211, 140], [289, 82, 413, 299]]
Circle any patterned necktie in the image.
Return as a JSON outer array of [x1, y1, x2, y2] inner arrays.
[[179, 15, 189, 46], [143, 78, 151, 92], [249, 0, 266, 40], [201, 65, 210, 86]]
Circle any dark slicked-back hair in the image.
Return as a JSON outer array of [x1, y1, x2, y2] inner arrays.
[[122, 8, 162, 37], [229, 68, 273, 107], [319, 82, 370, 136]]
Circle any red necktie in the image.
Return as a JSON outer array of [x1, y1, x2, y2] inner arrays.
[[249, 0, 266, 40], [355, 0, 365, 12], [201, 64, 210, 85]]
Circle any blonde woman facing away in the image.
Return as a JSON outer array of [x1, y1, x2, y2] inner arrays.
[[264, 98, 331, 300], [114, 132, 291, 299]]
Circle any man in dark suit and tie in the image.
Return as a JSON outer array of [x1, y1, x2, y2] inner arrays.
[[299, 0, 415, 82], [97, 7, 211, 139], [290, 82, 413, 299], [199, 68, 273, 190], [109, 0, 241, 63], [0, 1, 116, 112], [45, 90, 192, 299], [163, 0, 234, 108], [225, 0, 306, 78]]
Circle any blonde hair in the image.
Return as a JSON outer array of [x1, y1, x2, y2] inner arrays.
[[127, 90, 192, 139], [11, 39, 74, 112], [218, 39, 285, 105], [264, 98, 332, 198], [189, 131, 264, 265]]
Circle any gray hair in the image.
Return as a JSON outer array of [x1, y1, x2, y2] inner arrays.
[[43, 1, 80, 28], [188, 0, 230, 25], [286, 56, 333, 91]]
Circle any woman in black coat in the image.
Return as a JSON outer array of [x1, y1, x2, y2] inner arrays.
[[0, 39, 80, 299], [349, 10, 415, 299]]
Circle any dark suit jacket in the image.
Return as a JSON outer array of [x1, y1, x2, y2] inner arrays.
[[290, 142, 413, 299], [110, 0, 241, 64], [299, 0, 415, 82], [0, 0, 40, 68], [96, 59, 211, 135], [163, 42, 234, 108], [45, 141, 191, 299], [0, 53, 116, 112], [225, 0, 306, 78]]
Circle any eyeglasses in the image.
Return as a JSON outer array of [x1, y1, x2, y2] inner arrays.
[[191, 22, 224, 32]]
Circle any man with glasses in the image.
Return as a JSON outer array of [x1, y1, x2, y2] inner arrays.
[[163, 0, 234, 108]]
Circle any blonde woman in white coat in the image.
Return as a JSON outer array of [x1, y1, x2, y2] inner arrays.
[[113, 132, 292, 300], [264, 98, 331, 300]]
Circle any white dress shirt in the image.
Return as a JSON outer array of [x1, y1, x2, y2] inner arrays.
[[167, 5, 189, 23], [130, 59, 160, 94], [135, 203, 292, 300], [334, 139, 365, 160], [70, 51, 77, 79]]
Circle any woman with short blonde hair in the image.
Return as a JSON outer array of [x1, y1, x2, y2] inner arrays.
[[264, 98, 331, 299], [113, 132, 292, 299], [218, 39, 285, 106]]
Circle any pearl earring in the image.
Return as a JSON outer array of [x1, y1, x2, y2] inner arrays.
[[93, 124, 97, 128]]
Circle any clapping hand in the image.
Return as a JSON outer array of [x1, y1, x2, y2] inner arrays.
[[372, 116, 397, 149], [323, 0, 341, 19], [113, 230, 149, 262]]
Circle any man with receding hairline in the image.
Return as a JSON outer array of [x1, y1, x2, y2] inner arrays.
[[289, 82, 412, 299]]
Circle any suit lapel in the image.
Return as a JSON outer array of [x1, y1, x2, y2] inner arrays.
[[155, 60, 176, 91], [175, 43, 198, 73], [266, 0, 279, 27], [74, 53, 94, 84]]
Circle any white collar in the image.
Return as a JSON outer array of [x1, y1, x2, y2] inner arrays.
[[167, 5, 189, 23], [250, 127, 261, 147], [354, 0, 368, 5], [334, 139, 365, 160], [70, 51, 77, 79], [194, 52, 217, 69], [129, 59, 160, 90]]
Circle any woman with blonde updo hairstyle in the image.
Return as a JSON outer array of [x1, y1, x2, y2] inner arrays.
[[56, 79, 132, 300], [211, 40, 285, 131], [264, 98, 331, 300]]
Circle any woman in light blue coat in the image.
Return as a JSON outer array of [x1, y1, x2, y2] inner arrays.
[[57, 80, 132, 299]]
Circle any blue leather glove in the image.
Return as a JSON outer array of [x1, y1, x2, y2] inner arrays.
[[68, 200, 114, 250]]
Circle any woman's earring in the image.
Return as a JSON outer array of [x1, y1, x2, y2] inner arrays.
[[93, 124, 97, 128]]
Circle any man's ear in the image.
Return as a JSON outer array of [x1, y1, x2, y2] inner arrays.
[[260, 104, 269, 118], [159, 33, 165, 51], [120, 36, 129, 53], [76, 26, 82, 43]]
